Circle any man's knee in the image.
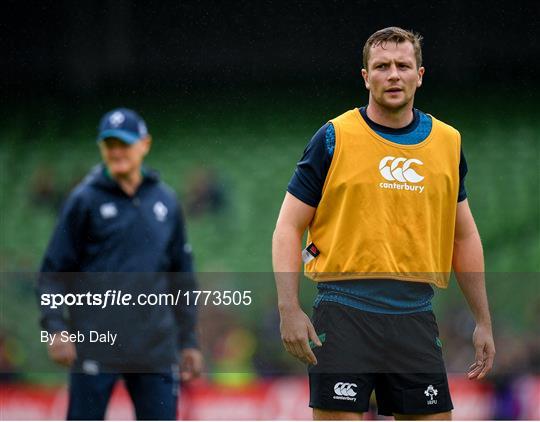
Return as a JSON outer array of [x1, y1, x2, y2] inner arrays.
[[67, 373, 116, 420], [313, 408, 363, 420], [394, 410, 452, 420]]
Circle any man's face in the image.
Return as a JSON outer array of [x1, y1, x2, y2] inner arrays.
[[99, 137, 151, 177], [362, 41, 424, 111]]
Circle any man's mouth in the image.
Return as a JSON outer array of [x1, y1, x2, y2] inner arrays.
[[386, 87, 402, 93]]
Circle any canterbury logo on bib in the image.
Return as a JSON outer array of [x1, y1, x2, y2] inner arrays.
[[379, 156, 425, 193], [379, 156, 424, 182]]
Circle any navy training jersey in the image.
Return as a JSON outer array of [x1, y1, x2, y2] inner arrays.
[[38, 164, 198, 370]]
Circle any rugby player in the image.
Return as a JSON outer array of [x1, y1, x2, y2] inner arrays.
[[273, 27, 495, 420]]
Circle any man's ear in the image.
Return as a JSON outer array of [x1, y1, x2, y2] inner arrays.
[[141, 135, 152, 155], [361, 68, 370, 90], [417, 66, 425, 87]]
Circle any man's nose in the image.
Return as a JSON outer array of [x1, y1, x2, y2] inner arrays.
[[387, 64, 400, 80]]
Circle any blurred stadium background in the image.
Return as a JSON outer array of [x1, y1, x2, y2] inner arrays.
[[1, 1, 539, 420]]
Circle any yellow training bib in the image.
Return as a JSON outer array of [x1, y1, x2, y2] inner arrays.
[[304, 109, 461, 288]]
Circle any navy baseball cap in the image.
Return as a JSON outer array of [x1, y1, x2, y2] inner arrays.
[[97, 108, 148, 144]]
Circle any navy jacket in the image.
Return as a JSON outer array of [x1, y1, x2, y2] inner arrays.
[[38, 164, 198, 371]]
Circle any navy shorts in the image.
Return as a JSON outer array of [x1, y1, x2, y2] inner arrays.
[[308, 301, 453, 416]]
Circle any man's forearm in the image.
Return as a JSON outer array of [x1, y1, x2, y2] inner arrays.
[[453, 232, 492, 326], [37, 273, 69, 334], [272, 226, 303, 311], [171, 272, 199, 349]]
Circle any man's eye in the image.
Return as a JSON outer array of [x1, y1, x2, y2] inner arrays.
[[377, 64, 386, 69]]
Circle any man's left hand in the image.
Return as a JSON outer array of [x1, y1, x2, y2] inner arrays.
[[468, 323, 495, 380], [179, 348, 204, 382]]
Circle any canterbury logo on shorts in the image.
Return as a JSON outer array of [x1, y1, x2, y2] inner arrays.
[[333, 382, 357, 401]]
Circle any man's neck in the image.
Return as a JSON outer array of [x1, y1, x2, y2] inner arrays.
[[366, 100, 414, 129], [108, 168, 143, 196]]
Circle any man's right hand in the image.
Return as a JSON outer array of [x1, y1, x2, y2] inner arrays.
[[47, 332, 77, 367], [279, 305, 321, 365]]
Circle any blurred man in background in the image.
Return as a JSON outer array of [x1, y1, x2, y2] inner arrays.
[[38, 108, 203, 420], [273, 27, 495, 420]]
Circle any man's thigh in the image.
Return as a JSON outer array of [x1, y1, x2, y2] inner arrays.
[[309, 372, 374, 414], [394, 411, 452, 420], [374, 372, 453, 417], [374, 311, 454, 417], [308, 302, 385, 414], [67, 372, 119, 420], [313, 408, 364, 420], [123, 370, 179, 420]]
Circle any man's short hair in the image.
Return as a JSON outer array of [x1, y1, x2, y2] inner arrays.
[[363, 27, 423, 69]]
